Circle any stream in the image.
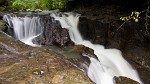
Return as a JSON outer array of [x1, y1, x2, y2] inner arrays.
[[3, 11, 143, 84]]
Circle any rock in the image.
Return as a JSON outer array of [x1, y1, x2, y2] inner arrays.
[[36, 15, 74, 47], [2, 14, 74, 48], [114, 76, 140, 84], [0, 20, 6, 30], [77, 10, 150, 84], [52, 68, 93, 84], [0, 31, 31, 52], [0, 12, 8, 20], [123, 46, 150, 84], [78, 17, 107, 46], [63, 45, 98, 73], [0, 31, 93, 84], [1, 9, 150, 84], [78, 15, 131, 50]]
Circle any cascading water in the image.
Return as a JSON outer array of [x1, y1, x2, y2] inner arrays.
[[3, 12, 142, 84], [3, 14, 43, 47], [51, 13, 143, 84]]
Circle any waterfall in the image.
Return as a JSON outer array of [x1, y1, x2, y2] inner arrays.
[[3, 14, 43, 47], [3, 12, 142, 84], [51, 13, 143, 84]]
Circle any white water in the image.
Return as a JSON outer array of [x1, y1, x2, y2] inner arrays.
[[3, 14, 43, 47], [3, 13, 142, 84], [51, 13, 143, 84]]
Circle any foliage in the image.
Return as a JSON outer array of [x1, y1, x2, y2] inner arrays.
[[120, 11, 140, 22], [52, 0, 68, 9], [119, 0, 150, 35], [0, 0, 10, 10], [10, 0, 68, 10]]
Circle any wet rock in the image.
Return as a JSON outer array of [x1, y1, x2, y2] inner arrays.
[[0, 31, 32, 52], [78, 9, 150, 84], [64, 45, 98, 73], [0, 31, 93, 84], [79, 17, 107, 46], [36, 15, 74, 47], [0, 42, 16, 53], [78, 8, 150, 49], [0, 12, 10, 20], [67, 45, 97, 58], [0, 20, 6, 30], [78, 15, 132, 50], [123, 46, 150, 84], [2, 14, 73, 48], [114, 76, 140, 84], [52, 68, 93, 84]]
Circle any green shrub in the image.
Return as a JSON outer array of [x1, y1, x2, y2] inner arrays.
[[52, 0, 68, 9], [10, 0, 68, 11]]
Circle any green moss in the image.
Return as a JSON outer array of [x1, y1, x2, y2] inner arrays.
[[0, 20, 6, 30], [0, 7, 5, 11]]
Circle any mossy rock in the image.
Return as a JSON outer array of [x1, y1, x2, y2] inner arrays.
[[0, 7, 5, 11], [0, 20, 6, 30], [0, 31, 93, 84]]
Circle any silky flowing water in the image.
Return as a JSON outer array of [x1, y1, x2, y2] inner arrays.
[[51, 12, 143, 84], [3, 14, 43, 47], [3, 12, 142, 84]]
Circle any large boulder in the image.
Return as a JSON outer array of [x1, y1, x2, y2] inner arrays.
[[0, 31, 92, 84], [36, 15, 74, 47]]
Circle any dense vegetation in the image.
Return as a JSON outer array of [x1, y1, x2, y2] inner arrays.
[[0, 0, 149, 11], [0, 0, 69, 11]]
